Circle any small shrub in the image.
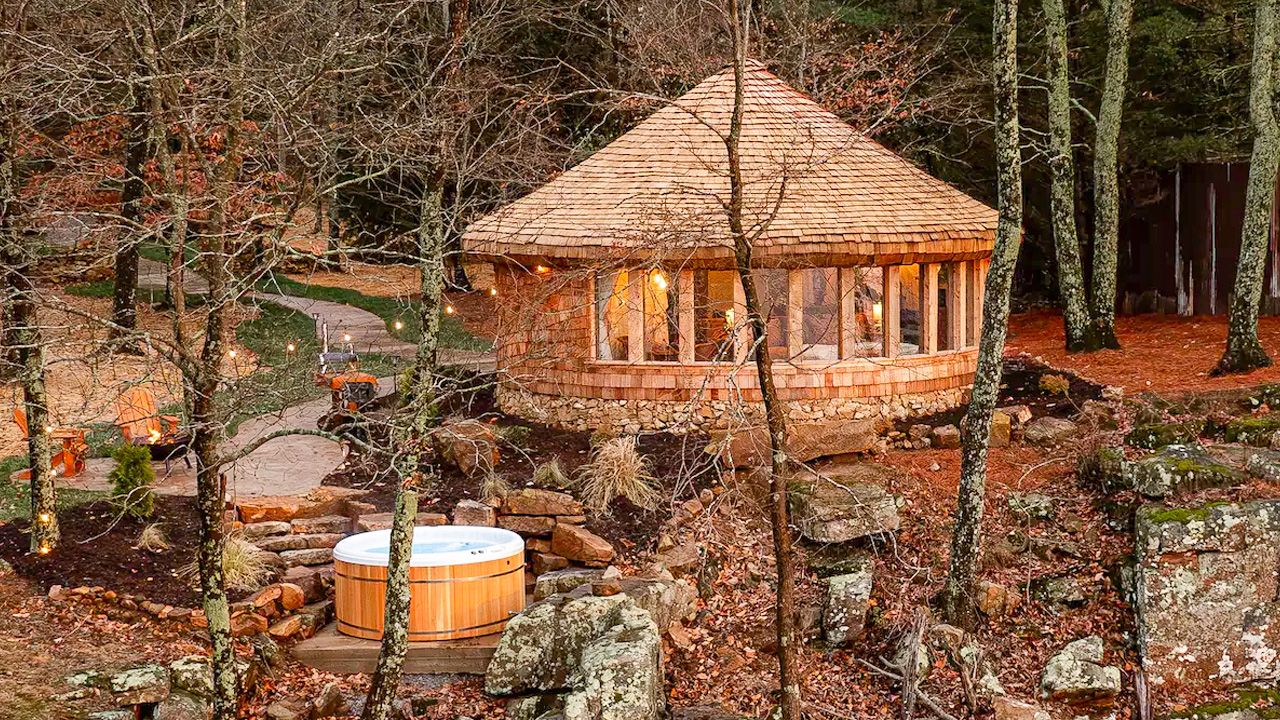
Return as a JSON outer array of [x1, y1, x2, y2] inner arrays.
[[1039, 373, 1071, 396], [180, 535, 272, 593], [480, 472, 511, 504], [532, 459, 571, 489], [136, 523, 170, 552], [108, 444, 156, 519], [577, 437, 660, 512]]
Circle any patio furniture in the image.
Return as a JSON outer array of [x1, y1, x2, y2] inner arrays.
[[11, 408, 88, 479], [114, 387, 191, 473]]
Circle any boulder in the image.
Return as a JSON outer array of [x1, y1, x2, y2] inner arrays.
[[989, 411, 1012, 448], [620, 578, 698, 631], [1039, 636, 1121, 704], [791, 463, 899, 543], [1007, 492, 1053, 521], [1124, 444, 1244, 497], [237, 486, 368, 523], [562, 602, 664, 720], [108, 664, 170, 705], [1076, 446, 1127, 494], [507, 695, 564, 720], [805, 545, 872, 578], [313, 682, 349, 718], [485, 593, 632, 695], [991, 697, 1050, 720], [453, 499, 497, 527], [278, 548, 334, 567], [1136, 501, 1280, 687], [1030, 575, 1087, 608], [709, 417, 887, 468], [230, 612, 270, 637], [534, 568, 605, 600], [500, 514, 557, 536], [153, 692, 210, 720], [504, 488, 583, 516], [168, 657, 214, 699], [289, 514, 351, 534], [282, 566, 326, 603], [1244, 448, 1280, 483], [975, 580, 1021, 617], [266, 699, 309, 720], [268, 614, 305, 639], [253, 535, 309, 552], [822, 559, 873, 646], [1125, 420, 1203, 450], [1224, 415, 1280, 446], [354, 512, 446, 532], [531, 552, 570, 575], [1022, 417, 1078, 447], [431, 419, 500, 476], [241, 521, 291, 540], [552, 524, 615, 564], [931, 424, 961, 449], [997, 405, 1033, 426], [654, 542, 700, 578]]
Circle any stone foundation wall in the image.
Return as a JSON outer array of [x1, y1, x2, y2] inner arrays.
[[497, 383, 969, 434]]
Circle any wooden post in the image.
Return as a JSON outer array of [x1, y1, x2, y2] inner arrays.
[[922, 264, 939, 354], [883, 266, 900, 358], [839, 267, 858, 360], [949, 261, 967, 350], [628, 270, 645, 362], [678, 269, 695, 363], [787, 269, 804, 361]]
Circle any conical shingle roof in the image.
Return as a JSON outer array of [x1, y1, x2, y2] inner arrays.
[[463, 61, 997, 264]]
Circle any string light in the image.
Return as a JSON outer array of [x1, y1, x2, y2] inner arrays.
[[38, 513, 51, 524], [228, 349, 238, 359], [37, 544, 50, 555], [534, 264, 550, 275], [651, 271, 668, 291], [488, 287, 498, 296], [43, 425, 53, 435], [286, 342, 296, 353], [445, 304, 456, 315], [393, 320, 404, 331], [342, 334, 352, 343]]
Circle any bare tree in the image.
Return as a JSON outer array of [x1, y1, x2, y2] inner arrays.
[[941, 0, 1024, 630], [1217, 0, 1279, 375]]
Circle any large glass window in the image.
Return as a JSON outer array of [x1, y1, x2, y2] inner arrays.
[[898, 264, 924, 355], [937, 264, 953, 351], [966, 261, 981, 347], [797, 268, 838, 361], [644, 268, 680, 361], [693, 270, 737, 361], [754, 269, 790, 357], [841, 267, 884, 357], [595, 270, 631, 361]]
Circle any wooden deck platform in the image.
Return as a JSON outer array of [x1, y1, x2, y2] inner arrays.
[[291, 624, 501, 675]]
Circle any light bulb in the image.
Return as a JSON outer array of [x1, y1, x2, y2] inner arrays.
[[872, 302, 883, 323], [228, 349, 237, 359], [393, 320, 404, 331], [651, 271, 668, 291], [43, 425, 53, 434], [38, 513, 50, 524], [342, 334, 351, 342], [535, 264, 550, 274], [489, 287, 498, 296], [445, 305, 456, 315], [37, 544, 50, 555], [286, 342, 296, 353]]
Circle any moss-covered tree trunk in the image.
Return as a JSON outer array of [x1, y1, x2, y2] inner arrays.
[[1088, 0, 1133, 349], [111, 76, 147, 346], [1043, 0, 1092, 351], [725, 3, 801, 716], [362, 181, 445, 720], [941, 0, 1024, 631], [1217, 0, 1279, 375]]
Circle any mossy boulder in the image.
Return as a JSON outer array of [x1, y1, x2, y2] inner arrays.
[[1125, 420, 1204, 450], [1076, 446, 1128, 494], [1124, 444, 1244, 498], [1223, 416, 1280, 447]]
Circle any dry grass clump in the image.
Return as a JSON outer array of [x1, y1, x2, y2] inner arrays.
[[135, 523, 170, 552], [577, 436, 660, 512], [179, 535, 272, 593], [532, 459, 570, 489], [481, 472, 511, 504], [1039, 373, 1071, 396]]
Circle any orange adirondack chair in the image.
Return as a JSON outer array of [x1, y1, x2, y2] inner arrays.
[[114, 387, 181, 444], [11, 408, 89, 479]]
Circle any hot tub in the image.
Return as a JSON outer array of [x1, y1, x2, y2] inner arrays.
[[333, 526, 526, 641]]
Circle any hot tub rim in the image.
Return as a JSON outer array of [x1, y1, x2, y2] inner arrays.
[[333, 526, 524, 568]]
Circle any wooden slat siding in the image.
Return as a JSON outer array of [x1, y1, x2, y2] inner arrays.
[[949, 261, 967, 350], [922, 263, 939, 354], [787, 269, 804, 360], [733, 277, 751, 364], [333, 555, 526, 642], [678, 269, 695, 363], [883, 266, 900, 359], [462, 62, 997, 262], [627, 271, 644, 363], [974, 259, 988, 346], [838, 267, 858, 360]]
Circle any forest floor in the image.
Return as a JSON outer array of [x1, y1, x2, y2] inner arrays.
[[1008, 309, 1280, 393]]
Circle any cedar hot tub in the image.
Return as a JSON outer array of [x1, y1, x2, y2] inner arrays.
[[332, 526, 526, 641]]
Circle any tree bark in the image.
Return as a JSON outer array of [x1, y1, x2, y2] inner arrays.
[[1043, 0, 1092, 351], [362, 181, 446, 720], [941, 0, 1024, 631], [724, 3, 801, 717], [1216, 0, 1279, 375], [111, 74, 148, 346], [1088, 0, 1133, 350]]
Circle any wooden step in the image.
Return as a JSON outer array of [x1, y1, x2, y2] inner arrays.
[[292, 624, 500, 675]]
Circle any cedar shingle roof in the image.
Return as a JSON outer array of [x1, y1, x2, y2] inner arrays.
[[463, 60, 997, 263]]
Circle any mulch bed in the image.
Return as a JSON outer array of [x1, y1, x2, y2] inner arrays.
[[1008, 309, 1280, 394], [0, 494, 202, 607]]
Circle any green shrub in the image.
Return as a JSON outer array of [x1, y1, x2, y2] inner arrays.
[[108, 444, 156, 519]]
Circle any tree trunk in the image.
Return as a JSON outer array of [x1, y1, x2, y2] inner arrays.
[[1088, 0, 1133, 350], [941, 0, 1024, 631], [1216, 0, 1279, 375], [1043, 0, 1092, 351], [362, 181, 446, 720], [724, 3, 801, 717], [112, 76, 148, 346]]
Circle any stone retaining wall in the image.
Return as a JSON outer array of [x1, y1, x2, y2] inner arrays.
[[498, 383, 969, 433]]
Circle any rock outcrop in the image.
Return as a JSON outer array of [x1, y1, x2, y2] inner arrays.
[[1124, 444, 1244, 497], [1039, 636, 1121, 704], [822, 557, 874, 646], [709, 417, 887, 468], [1136, 501, 1280, 687], [790, 463, 899, 543]]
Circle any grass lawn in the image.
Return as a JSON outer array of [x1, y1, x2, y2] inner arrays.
[[0, 455, 105, 521]]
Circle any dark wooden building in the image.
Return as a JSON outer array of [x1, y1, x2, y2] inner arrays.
[[1120, 162, 1280, 316]]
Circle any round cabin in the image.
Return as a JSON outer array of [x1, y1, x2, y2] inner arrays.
[[462, 61, 999, 434]]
